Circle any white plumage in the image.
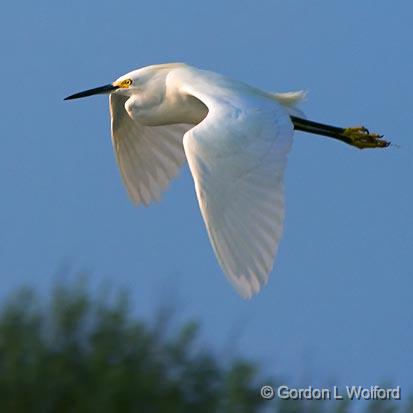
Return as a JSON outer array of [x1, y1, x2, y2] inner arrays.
[[67, 63, 305, 298], [110, 93, 192, 205], [177, 68, 294, 298]]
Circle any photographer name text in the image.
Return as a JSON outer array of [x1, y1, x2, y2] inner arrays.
[[260, 385, 401, 401]]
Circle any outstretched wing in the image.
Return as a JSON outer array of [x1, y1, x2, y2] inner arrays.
[[110, 94, 192, 205], [177, 69, 294, 298]]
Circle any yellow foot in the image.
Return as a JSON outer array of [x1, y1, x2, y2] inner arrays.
[[342, 126, 390, 149]]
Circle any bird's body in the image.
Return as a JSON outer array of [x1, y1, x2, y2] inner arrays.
[[65, 63, 389, 298], [112, 63, 300, 125]]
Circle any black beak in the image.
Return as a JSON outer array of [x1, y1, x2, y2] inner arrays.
[[64, 83, 119, 100]]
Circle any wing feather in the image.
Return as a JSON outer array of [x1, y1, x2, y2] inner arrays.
[[176, 69, 294, 298], [110, 94, 192, 205]]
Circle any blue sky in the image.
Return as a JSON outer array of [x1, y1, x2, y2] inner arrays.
[[1, 0, 412, 398]]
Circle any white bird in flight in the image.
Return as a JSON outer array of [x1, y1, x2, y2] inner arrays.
[[65, 63, 389, 298]]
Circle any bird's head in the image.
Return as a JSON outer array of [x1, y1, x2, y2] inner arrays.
[[64, 63, 186, 101]]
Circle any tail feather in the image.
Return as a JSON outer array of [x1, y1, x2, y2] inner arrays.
[[272, 90, 307, 118]]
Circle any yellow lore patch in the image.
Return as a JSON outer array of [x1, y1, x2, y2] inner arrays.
[[115, 79, 132, 88]]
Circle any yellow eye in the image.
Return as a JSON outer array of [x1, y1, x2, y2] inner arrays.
[[119, 79, 132, 88]]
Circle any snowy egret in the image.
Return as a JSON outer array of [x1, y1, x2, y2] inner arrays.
[[65, 63, 389, 298]]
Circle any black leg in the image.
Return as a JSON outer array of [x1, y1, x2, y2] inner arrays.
[[290, 116, 390, 149]]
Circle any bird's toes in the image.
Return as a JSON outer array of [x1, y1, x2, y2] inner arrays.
[[343, 126, 390, 149]]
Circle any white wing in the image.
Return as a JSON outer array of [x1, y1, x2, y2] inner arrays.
[[177, 69, 294, 298], [110, 94, 192, 205]]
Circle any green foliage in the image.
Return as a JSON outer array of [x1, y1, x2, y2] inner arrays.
[[0, 281, 408, 413], [0, 282, 267, 413]]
